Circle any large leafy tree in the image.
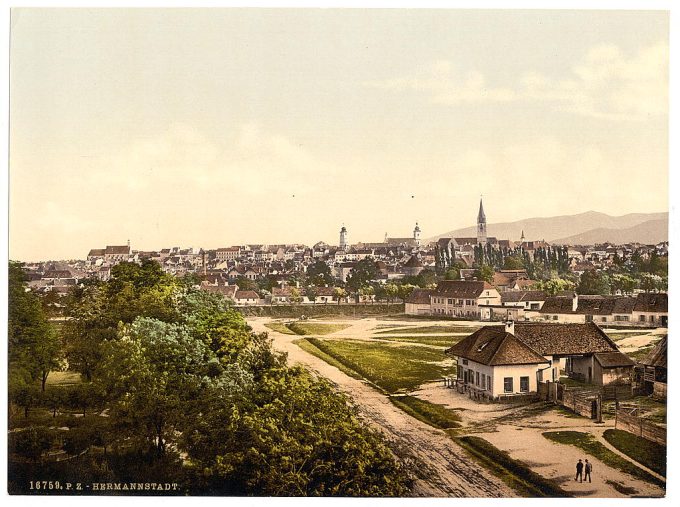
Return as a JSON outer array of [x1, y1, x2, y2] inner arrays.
[[306, 260, 334, 286], [98, 317, 231, 457], [183, 366, 411, 496], [63, 260, 179, 380], [8, 262, 62, 393], [345, 259, 379, 292], [577, 270, 612, 295]]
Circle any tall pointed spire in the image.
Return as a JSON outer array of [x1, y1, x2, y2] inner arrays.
[[477, 197, 486, 224], [477, 197, 487, 245]]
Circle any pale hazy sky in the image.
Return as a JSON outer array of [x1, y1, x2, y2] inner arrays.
[[9, 9, 669, 261]]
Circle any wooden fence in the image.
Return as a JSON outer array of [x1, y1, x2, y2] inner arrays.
[[615, 406, 667, 445]]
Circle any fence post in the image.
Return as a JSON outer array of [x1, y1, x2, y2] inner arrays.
[[596, 394, 602, 423]]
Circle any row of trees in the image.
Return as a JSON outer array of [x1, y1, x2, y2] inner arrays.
[[8, 260, 412, 495]]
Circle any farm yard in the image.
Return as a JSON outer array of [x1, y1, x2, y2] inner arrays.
[[249, 316, 667, 498]]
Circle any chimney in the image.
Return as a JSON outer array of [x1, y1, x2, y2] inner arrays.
[[572, 292, 578, 312], [505, 320, 515, 335]]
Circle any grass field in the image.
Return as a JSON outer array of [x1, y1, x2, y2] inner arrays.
[[375, 325, 479, 335], [286, 322, 351, 336], [606, 331, 651, 342], [301, 338, 454, 393], [293, 338, 364, 382], [263, 321, 297, 335], [542, 431, 665, 487], [389, 395, 462, 429], [46, 371, 83, 386], [603, 429, 666, 477], [454, 436, 570, 497], [372, 335, 462, 348]]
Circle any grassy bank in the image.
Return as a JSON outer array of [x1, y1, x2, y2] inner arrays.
[[603, 429, 666, 477], [237, 303, 404, 318], [389, 396, 461, 429], [263, 321, 297, 335], [293, 339, 365, 382], [542, 431, 665, 487], [373, 335, 461, 347], [453, 436, 570, 497], [376, 325, 480, 335], [301, 338, 453, 393]]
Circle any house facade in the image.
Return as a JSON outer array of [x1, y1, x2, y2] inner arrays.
[[430, 280, 501, 319], [446, 321, 634, 400]]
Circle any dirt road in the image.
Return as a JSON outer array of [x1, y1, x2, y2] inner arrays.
[[248, 317, 515, 497]]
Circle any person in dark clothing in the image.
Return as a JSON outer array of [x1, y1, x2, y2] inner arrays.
[[584, 459, 592, 483], [575, 459, 584, 482]]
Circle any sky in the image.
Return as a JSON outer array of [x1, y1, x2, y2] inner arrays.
[[9, 8, 669, 261]]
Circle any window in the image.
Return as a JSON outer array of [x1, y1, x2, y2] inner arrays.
[[462, 359, 468, 365], [457, 368, 463, 379], [476, 371, 480, 386], [481, 375, 486, 390], [520, 376, 529, 392], [448, 298, 453, 305], [487, 375, 492, 390], [553, 315, 558, 321], [504, 377, 513, 393], [585, 315, 593, 322], [650, 315, 656, 323], [602, 317, 607, 322], [639, 315, 646, 322]]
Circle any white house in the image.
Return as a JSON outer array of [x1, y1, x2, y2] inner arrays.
[[446, 321, 634, 401], [430, 280, 501, 320], [405, 288, 433, 315]]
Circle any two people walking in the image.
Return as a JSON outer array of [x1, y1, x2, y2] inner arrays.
[[575, 459, 593, 483]]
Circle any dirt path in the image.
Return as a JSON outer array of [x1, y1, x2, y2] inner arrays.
[[249, 317, 515, 498], [415, 382, 665, 497]]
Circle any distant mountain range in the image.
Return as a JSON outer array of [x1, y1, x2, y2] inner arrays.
[[428, 211, 668, 246]]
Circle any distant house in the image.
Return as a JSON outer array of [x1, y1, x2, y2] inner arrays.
[[492, 270, 531, 292], [446, 322, 634, 400], [540, 293, 666, 327], [216, 247, 240, 262], [430, 280, 501, 320], [405, 288, 433, 315], [496, 290, 547, 320], [632, 293, 668, 327], [234, 290, 260, 305]]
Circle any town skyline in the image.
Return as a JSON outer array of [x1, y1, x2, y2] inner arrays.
[[9, 9, 668, 261]]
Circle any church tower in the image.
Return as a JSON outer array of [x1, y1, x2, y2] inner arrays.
[[339, 225, 348, 251], [413, 222, 421, 247], [477, 198, 487, 245]]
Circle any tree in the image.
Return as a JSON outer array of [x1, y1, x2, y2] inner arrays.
[[384, 283, 399, 304], [397, 284, 416, 302], [290, 287, 303, 304], [503, 255, 524, 270], [475, 265, 494, 283], [333, 287, 347, 305], [9, 426, 55, 462], [305, 285, 318, 304], [577, 270, 611, 295], [183, 366, 411, 496], [63, 260, 179, 380], [306, 260, 334, 286], [532, 278, 575, 296], [98, 317, 222, 457], [345, 259, 379, 292], [8, 262, 62, 392]]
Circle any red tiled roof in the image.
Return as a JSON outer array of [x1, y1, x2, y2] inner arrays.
[[406, 288, 433, 304]]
